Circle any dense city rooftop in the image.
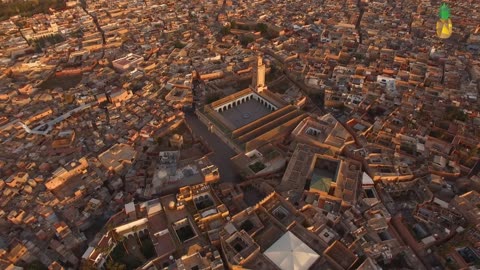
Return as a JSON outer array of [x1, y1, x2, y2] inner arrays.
[[0, 0, 479, 269]]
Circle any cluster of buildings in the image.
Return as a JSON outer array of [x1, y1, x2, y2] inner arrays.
[[0, 0, 479, 269]]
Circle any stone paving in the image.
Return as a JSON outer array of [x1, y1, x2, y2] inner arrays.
[[219, 99, 273, 129], [185, 113, 242, 183]]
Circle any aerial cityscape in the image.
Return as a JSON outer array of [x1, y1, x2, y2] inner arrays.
[[0, 0, 479, 269]]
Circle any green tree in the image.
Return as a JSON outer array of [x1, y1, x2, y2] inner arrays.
[[96, 244, 113, 264], [445, 106, 467, 122], [108, 229, 129, 255], [0, 0, 66, 20], [105, 260, 127, 270], [140, 237, 155, 259], [256, 23, 268, 34], [174, 40, 185, 49], [73, 28, 84, 38], [237, 24, 250, 30], [131, 225, 143, 247], [25, 261, 47, 270], [469, 147, 478, 158], [205, 92, 223, 104], [220, 26, 231, 36], [240, 35, 254, 46], [156, 137, 163, 145]]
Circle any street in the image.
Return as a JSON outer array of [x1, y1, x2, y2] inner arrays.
[[184, 113, 242, 184]]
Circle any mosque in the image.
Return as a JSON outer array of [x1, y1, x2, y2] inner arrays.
[[197, 55, 307, 153]]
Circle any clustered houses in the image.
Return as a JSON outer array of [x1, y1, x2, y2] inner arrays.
[[0, 0, 479, 269]]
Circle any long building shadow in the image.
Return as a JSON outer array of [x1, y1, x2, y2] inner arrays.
[[184, 113, 242, 184]]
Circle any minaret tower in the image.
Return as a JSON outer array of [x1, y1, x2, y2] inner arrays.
[[251, 55, 266, 93]]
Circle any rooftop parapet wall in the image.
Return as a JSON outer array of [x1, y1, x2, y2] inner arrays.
[[210, 88, 253, 108], [232, 105, 296, 138], [237, 109, 304, 144]]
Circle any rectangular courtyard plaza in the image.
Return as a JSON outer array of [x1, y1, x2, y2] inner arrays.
[[219, 98, 273, 129], [310, 168, 336, 193], [309, 158, 340, 193]]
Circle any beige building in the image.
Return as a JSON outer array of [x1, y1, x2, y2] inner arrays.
[[45, 157, 88, 190], [165, 86, 193, 108], [450, 191, 480, 227], [18, 84, 37, 95], [5, 172, 28, 188], [112, 53, 143, 72], [364, 153, 413, 182], [279, 143, 362, 206], [6, 242, 32, 264], [98, 143, 137, 173], [292, 114, 353, 154], [109, 89, 133, 104], [219, 192, 327, 269], [24, 107, 53, 125], [51, 130, 76, 149], [199, 70, 224, 81]]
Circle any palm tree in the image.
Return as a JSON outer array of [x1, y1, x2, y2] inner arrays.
[[96, 244, 113, 265], [105, 260, 127, 270], [108, 229, 129, 255], [131, 225, 143, 247]]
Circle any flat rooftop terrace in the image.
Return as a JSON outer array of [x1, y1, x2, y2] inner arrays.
[[219, 98, 272, 129]]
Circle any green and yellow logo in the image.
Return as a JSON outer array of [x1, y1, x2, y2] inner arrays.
[[436, 3, 452, 39]]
